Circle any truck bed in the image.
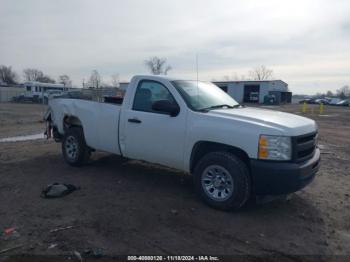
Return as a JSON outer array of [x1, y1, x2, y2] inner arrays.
[[49, 98, 122, 155]]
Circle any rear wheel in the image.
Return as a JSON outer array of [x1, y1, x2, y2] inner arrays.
[[62, 127, 90, 167], [194, 152, 251, 211]]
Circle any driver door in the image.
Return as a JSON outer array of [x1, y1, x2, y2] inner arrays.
[[121, 80, 187, 170]]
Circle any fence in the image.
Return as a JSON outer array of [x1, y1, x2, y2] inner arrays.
[[0, 86, 124, 104], [78, 88, 125, 102], [0, 87, 25, 102]]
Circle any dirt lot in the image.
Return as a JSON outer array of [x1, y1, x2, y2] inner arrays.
[[0, 103, 46, 139], [0, 102, 349, 261]]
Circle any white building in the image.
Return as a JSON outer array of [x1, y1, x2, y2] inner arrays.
[[24, 81, 68, 94], [213, 80, 291, 104]]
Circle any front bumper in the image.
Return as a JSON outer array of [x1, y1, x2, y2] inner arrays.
[[250, 148, 320, 195]]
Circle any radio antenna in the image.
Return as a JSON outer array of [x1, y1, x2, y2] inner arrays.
[[196, 54, 199, 84], [196, 54, 199, 103]]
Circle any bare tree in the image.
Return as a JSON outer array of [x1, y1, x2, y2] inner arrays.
[[111, 73, 120, 88], [326, 90, 334, 97], [248, 65, 273, 80], [336, 85, 350, 99], [89, 70, 101, 89], [23, 68, 44, 81], [23, 68, 55, 83], [144, 56, 172, 75], [58, 75, 72, 87], [221, 73, 246, 81], [0, 65, 18, 85], [38, 75, 55, 83]]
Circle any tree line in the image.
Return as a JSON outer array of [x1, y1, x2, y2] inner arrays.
[[0, 57, 170, 88], [314, 86, 350, 100], [0, 65, 72, 87], [2, 58, 348, 97], [218, 65, 274, 81]]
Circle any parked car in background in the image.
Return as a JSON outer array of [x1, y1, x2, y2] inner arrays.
[[329, 98, 342, 105], [12, 92, 34, 103], [315, 98, 330, 105], [13, 90, 64, 104], [43, 90, 64, 104], [336, 100, 350, 106], [249, 92, 259, 102], [298, 98, 317, 104]]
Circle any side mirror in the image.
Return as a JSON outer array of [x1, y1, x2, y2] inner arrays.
[[152, 100, 180, 117]]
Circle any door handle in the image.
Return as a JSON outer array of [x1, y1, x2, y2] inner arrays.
[[128, 118, 142, 124]]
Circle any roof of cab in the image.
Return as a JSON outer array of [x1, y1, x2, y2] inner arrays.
[[133, 75, 181, 81]]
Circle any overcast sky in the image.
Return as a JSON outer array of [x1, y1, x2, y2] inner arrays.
[[1, 0, 349, 94]]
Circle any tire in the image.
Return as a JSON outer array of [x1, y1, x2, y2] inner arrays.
[[62, 127, 90, 167], [194, 152, 251, 211]]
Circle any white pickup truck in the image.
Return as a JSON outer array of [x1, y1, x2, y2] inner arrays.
[[45, 75, 320, 210]]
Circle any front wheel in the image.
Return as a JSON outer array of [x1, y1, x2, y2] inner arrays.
[[194, 152, 251, 211], [62, 127, 90, 167]]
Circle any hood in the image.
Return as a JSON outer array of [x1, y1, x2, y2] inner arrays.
[[208, 107, 317, 136]]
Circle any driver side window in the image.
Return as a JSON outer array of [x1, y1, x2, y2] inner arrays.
[[133, 80, 176, 112]]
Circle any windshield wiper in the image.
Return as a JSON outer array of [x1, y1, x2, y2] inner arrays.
[[199, 104, 241, 112]]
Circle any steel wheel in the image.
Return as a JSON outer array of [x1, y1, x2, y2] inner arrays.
[[65, 135, 79, 160], [201, 165, 234, 202]]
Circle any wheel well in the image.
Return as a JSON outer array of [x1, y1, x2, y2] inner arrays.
[[190, 141, 250, 173], [63, 115, 82, 131]]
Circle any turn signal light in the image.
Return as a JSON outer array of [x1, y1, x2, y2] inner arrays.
[[258, 136, 269, 159]]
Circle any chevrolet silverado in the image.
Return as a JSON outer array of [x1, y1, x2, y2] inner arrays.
[[45, 75, 320, 210]]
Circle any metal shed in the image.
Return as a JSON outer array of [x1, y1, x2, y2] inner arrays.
[[213, 80, 291, 104]]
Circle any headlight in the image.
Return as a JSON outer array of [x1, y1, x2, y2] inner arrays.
[[258, 135, 292, 161]]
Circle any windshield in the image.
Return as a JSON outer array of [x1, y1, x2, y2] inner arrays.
[[172, 80, 239, 111]]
